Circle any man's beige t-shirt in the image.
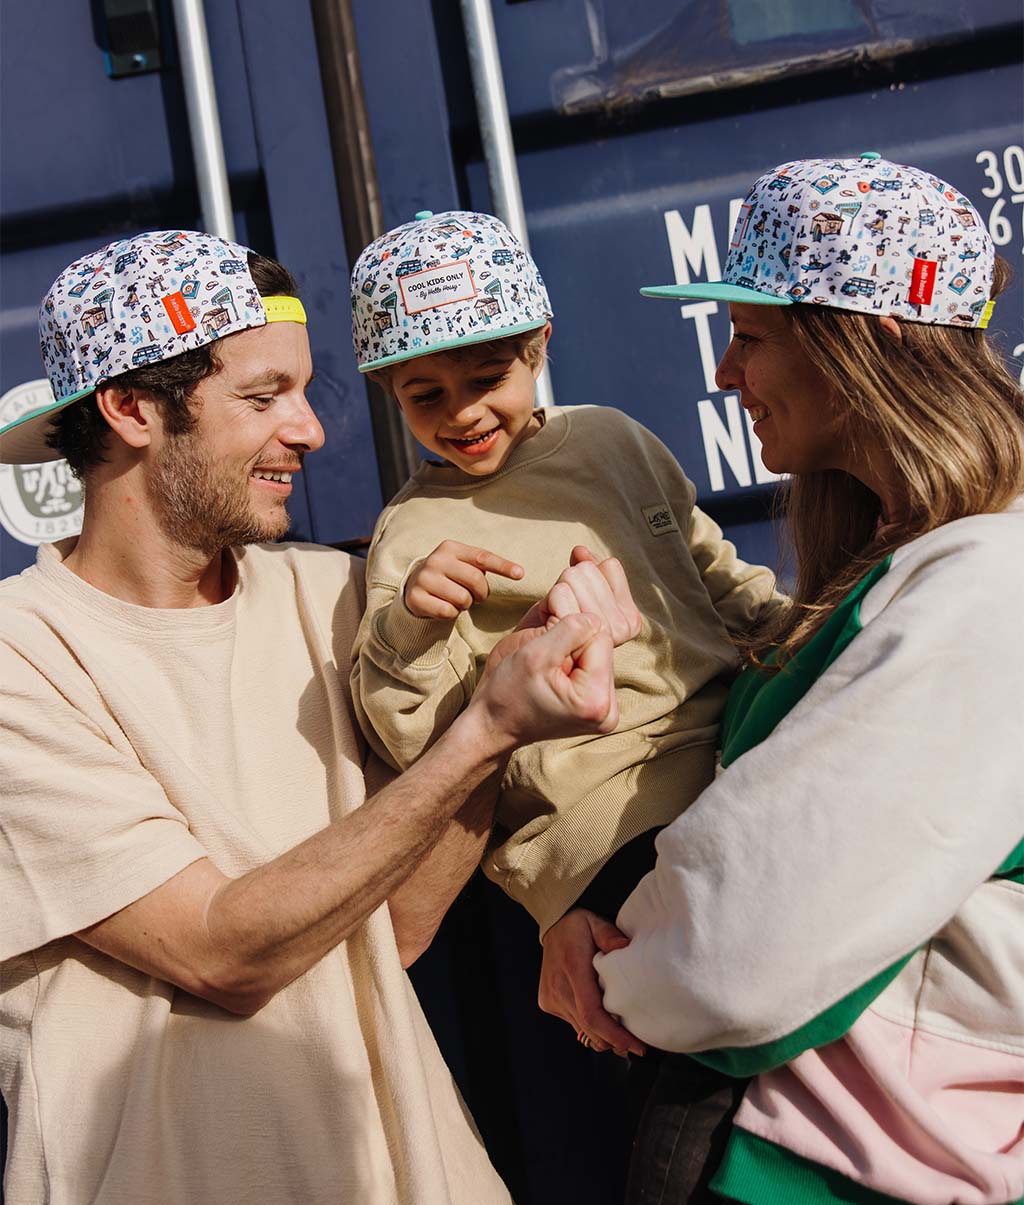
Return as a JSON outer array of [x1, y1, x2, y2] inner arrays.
[[0, 540, 508, 1204]]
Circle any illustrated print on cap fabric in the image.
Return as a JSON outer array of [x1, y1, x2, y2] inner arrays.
[[351, 211, 553, 371], [39, 230, 268, 408], [644, 154, 995, 328]]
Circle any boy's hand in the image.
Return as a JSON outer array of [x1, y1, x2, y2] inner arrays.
[[404, 541, 524, 620], [516, 546, 643, 647]]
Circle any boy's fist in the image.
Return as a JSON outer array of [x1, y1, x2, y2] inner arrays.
[[404, 540, 524, 620]]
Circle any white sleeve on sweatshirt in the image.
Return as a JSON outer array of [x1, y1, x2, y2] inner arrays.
[[596, 508, 1024, 1054]]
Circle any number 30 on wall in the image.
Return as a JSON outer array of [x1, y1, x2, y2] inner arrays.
[[975, 145, 1024, 248]]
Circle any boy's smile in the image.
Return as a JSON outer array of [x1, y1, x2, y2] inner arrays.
[[391, 332, 549, 476]]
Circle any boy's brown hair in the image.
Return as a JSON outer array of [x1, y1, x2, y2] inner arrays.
[[367, 327, 548, 394]]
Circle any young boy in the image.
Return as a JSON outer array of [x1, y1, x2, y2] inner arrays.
[[350, 209, 777, 936]]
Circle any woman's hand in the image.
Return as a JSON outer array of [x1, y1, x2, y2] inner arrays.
[[538, 907, 646, 1057], [518, 546, 643, 647]]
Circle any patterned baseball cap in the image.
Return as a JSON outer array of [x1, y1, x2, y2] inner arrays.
[[642, 152, 995, 329], [351, 210, 552, 372], [0, 229, 307, 465]]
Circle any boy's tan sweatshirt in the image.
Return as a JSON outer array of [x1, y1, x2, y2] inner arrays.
[[352, 406, 778, 933]]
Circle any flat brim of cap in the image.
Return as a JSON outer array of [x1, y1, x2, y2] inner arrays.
[[0, 388, 92, 465], [358, 317, 551, 374], [641, 283, 792, 305]]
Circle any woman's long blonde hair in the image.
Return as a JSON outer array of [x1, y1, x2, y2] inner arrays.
[[746, 256, 1024, 668]]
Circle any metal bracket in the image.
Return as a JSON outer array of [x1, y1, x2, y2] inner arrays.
[[98, 0, 163, 78]]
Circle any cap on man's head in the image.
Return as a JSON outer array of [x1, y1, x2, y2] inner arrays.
[[350, 210, 553, 373], [642, 152, 995, 329], [0, 229, 307, 465]]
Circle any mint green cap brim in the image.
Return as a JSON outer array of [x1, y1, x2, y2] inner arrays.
[[358, 317, 550, 373], [0, 384, 96, 465], [641, 283, 792, 305]]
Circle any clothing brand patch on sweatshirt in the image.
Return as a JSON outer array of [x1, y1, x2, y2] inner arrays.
[[642, 503, 680, 537]]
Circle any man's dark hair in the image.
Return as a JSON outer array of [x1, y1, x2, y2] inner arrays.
[[48, 251, 299, 478]]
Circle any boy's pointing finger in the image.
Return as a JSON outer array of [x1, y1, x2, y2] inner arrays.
[[467, 547, 525, 581]]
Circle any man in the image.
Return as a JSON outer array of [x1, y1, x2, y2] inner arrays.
[[0, 230, 625, 1204]]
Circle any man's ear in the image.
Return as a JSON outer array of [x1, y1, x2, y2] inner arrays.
[[878, 315, 903, 345], [93, 384, 162, 451]]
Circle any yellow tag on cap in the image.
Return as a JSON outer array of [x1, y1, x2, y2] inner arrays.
[[263, 295, 307, 325], [978, 299, 995, 330]]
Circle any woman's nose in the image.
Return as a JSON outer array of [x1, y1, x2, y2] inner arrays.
[[714, 342, 743, 392]]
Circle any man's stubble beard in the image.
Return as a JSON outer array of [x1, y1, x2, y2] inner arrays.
[[148, 429, 290, 558]]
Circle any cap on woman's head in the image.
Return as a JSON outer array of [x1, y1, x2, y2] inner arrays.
[[642, 152, 995, 329], [350, 210, 553, 372], [0, 230, 307, 466]]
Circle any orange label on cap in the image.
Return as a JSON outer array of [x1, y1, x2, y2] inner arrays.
[[162, 292, 196, 334], [908, 258, 937, 306]]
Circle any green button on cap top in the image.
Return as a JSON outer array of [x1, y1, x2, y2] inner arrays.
[[414, 210, 434, 220], [859, 151, 881, 160]]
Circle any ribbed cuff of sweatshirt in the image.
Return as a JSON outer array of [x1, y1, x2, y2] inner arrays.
[[574, 827, 661, 922], [373, 582, 457, 666]]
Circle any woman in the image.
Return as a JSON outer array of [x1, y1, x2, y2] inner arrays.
[[546, 153, 1024, 1204]]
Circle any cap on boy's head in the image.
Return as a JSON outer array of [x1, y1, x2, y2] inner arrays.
[[350, 210, 553, 372], [0, 229, 307, 465], [642, 152, 995, 329]]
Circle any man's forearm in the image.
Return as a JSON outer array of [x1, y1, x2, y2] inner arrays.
[[214, 612, 613, 1001], [80, 613, 613, 1015], [80, 704, 512, 1014], [205, 709, 511, 1006], [387, 775, 499, 967]]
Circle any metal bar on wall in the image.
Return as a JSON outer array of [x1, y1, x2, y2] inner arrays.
[[170, 0, 235, 240], [460, 0, 555, 409], [309, 0, 420, 502]]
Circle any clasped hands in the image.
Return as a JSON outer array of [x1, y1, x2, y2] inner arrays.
[[408, 539, 643, 748], [407, 540, 646, 1057], [403, 537, 641, 646]]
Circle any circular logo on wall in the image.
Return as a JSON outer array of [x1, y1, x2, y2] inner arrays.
[[0, 380, 84, 546]]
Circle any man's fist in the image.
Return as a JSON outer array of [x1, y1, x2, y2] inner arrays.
[[474, 612, 618, 749]]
